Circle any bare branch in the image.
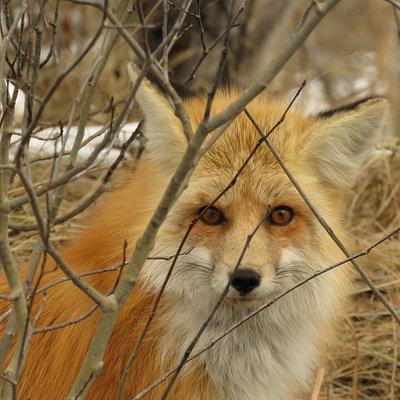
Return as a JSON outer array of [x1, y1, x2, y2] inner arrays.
[[119, 78, 306, 398], [194, 0, 340, 136], [244, 109, 400, 325], [132, 225, 400, 399], [9, 122, 142, 232], [384, 0, 400, 11], [13, 0, 107, 166], [64, 0, 194, 142], [34, 304, 98, 334], [203, 0, 235, 121], [159, 217, 264, 399], [10, 128, 115, 210]]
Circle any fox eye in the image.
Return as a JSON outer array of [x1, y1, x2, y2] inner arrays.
[[198, 206, 226, 226], [268, 206, 294, 226]]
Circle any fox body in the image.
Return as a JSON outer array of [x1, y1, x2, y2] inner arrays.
[[0, 79, 387, 400]]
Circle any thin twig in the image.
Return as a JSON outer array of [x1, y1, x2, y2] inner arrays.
[[132, 225, 400, 399], [192, 0, 340, 137], [384, 0, 400, 11], [34, 304, 98, 334], [159, 217, 264, 399], [244, 109, 400, 325], [185, 1, 246, 85], [119, 78, 306, 398], [203, 0, 235, 121], [13, 0, 107, 167]]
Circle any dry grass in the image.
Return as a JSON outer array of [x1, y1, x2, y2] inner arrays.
[[322, 149, 400, 399], [9, 145, 400, 399], [9, 162, 104, 259]]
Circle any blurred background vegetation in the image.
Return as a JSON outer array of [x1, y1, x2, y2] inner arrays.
[[26, 0, 400, 129]]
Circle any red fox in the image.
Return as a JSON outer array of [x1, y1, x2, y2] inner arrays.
[[0, 76, 387, 399]]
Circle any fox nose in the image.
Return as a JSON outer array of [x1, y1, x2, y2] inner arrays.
[[230, 269, 261, 295]]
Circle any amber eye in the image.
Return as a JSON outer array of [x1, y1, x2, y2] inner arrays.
[[268, 206, 294, 226], [198, 206, 226, 226]]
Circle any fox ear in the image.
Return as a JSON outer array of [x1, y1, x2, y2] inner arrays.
[[306, 98, 388, 188], [127, 64, 186, 172]]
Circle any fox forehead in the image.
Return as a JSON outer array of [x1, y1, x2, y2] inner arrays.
[[192, 92, 314, 164], [180, 91, 317, 210], [183, 168, 308, 213]]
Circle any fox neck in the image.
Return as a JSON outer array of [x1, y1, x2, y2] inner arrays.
[[158, 287, 332, 400]]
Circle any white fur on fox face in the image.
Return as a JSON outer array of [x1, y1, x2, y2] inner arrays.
[[279, 247, 304, 265], [141, 244, 214, 295], [276, 247, 311, 280], [143, 242, 312, 305]]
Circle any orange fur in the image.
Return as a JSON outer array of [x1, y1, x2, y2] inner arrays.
[[0, 89, 387, 399]]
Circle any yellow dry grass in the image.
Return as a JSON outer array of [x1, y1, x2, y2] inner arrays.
[[321, 150, 400, 399]]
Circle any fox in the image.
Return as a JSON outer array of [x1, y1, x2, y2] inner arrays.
[[0, 74, 388, 400]]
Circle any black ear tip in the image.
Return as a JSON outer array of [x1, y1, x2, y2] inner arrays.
[[318, 96, 387, 119]]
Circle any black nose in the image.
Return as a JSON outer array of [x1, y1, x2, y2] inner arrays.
[[230, 269, 261, 295]]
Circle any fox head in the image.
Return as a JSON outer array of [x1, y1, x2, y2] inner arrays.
[[131, 72, 388, 318]]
